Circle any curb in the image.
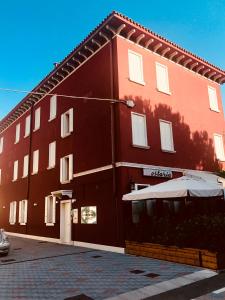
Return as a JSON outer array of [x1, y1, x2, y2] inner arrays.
[[105, 269, 217, 300]]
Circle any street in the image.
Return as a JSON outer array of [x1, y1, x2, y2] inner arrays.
[[0, 235, 220, 300]]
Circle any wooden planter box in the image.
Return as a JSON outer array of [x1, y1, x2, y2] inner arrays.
[[125, 241, 225, 270]]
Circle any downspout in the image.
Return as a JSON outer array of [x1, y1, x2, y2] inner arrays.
[[109, 36, 120, 246], [26, 103, 34, 234]]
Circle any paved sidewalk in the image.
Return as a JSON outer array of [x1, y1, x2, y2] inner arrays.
[[0, 236, 216, 299]]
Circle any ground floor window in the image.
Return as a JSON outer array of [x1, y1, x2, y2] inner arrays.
[[9, 201, 17, 225], [19, 200, 28, 225], [45, 196, 56, 225]]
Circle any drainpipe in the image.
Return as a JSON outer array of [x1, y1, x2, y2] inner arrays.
[[26, 102, 34, 234]]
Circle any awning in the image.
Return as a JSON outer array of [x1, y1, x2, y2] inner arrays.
[[122, 175, 224, 201]]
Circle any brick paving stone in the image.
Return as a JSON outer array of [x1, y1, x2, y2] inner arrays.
[[0, 236, 205, 299]]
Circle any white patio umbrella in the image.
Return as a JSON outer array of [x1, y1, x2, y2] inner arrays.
[[122, 175, 224, 201]]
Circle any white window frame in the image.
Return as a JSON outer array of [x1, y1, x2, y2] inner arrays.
[[159, 119, 175, 152], [208, 86, 219, 112], [156, 62, 171, 94], [60, 154, 73, 184], [13, 160, 19, 181], [24, 115, 31, 138], [44, 195, 56, 226], [0, 137, 3, 154], [214, 134, 225, 161], [128, 50, 145, 85], [18, 200, 28, 225], [34, 107, 41, 131], [61, 108, 74, 138], [48, 141, 56, 169], [49, 95, 57, 121], [32, 150, 39, 175], [0, 169, 1, 185], [131, 112, 149, 148], [23, 155, 29, 178], [9, 201, 17, 225], [15, 123, 20, 144]]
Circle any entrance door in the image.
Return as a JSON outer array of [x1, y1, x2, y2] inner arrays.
[[60, 200, 71, 244]]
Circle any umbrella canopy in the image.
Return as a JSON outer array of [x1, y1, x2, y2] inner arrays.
[[122, 175, 224, 201]]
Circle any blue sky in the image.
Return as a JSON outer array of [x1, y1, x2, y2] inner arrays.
[[0, 0, 225, 119]]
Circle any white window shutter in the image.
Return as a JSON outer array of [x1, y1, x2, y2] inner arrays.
[[24, 200, 28, 224], [214, 134, 225, 160], [33, 150, 39, 174], [131, 113, 147, 146], [128, 51, 144, 84], [9, 203, 12, 223], [61, 114, 64, 137], [69, 155, 73, 181], [159, 121, 174, 151], [15, 123, 20, 143], [44, 197, 48, 223], [60, 158, 63, 183], [34, 107, 41, 130], [156, 63, 170, 93], [208, 87, 219, 111], [18, 201, 22, 223], [0, 137, 3, 153], [52, 197, 56, 224], [13, 202, 17, 224], [69, 108, 74, 133]]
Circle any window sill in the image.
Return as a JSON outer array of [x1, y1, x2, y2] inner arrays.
[[12, 179, 18, 182], [61, 132, 72, 139], [128, 78, 146, 86], [210, 108, 220, 113], [132, 144, 150, 150], [156, 88, 171, 95], [19, 223, 26, 226], [161, 149, 176, 153], [9, 223, 16, 225], [48, 117, 56, 122], [31, 172, 38, 175], [60, 180, 72, 184], [33, 127, 40, 132], [47, 166, 55, 170], [24, 134, 30, 139], [46, 223, 55, 226], [22, 175, 28, 179], [217, 158, 225, 162], [14, 141, 19, 145]]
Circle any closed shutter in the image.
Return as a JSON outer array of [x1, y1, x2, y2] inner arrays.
[[60, 158, 63, 183], [44, 197, 48, 223], [128, 51, 144, 84], [52, 197, 56, 224], [0, 137, 3, 153], [208, 87, 219, 111], [32, 150, 39, 174], [13, 202, 17, 224], [156, 63, 170, 93], [9, 202, 12, 223], [49, 142, 56, 168], [23, 155, 29, 177], [18, 201, 22, 223], [214, 134, 225, 160], [13, 160, 18, 181], [50, 95, 57, 120], [131, 113, 147, 146], [34, 107, 41, 130], [24, 200, 28, 224], [15, 123, 20, 143], [69, 155, 73, 181], [159, 120, 174, 151], [69, 108, 74, 133], [25, 115, 31, 137]]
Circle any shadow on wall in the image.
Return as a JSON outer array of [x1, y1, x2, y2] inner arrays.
[[122, 95, 223, 172]]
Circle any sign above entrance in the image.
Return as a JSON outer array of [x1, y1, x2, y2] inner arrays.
[[143, 168, 172, 178]]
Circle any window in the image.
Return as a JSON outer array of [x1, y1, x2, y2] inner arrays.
[[18, 200, 28, 225], [23, 155, 29, 178], [60, 154, 73, 183], [0, 169, 2, 185], [208, 86, 219, 112], [156, 62, 170, 94], [13, 160, 18, 181], [34, 107, 41, 131], [44, 196, 56, 225], [214, 134, 225, 161], [9, 201, 17, 225], [15, 123, 20, 144], [32, 150, 39, 174], [61, 108, 73, 138], [159, 120, 175, 152], [24, 115, 31, 137], [0, 137, 3, 154], [128, 50, 144, 84], [131, 113, 148, 147], [48, 141, 56, 169], [49, 95, 57, 121]]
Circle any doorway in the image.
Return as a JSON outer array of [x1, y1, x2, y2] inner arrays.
[[60, 200, 72, 244]]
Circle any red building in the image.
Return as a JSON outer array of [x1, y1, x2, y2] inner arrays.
[[0, 11, 224, 252]]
